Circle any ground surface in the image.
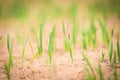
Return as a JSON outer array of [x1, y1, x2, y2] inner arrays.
[[0, 16, 120, 80]]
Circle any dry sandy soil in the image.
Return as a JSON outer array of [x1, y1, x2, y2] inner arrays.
[[0, 16, 120, 80]]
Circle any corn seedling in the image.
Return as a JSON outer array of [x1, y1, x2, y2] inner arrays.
[[62, 22, 71, 52], [38, 22, 45, 55], [117, 36, 120, 62], [68, 34, 74, 64], [64, 34, 74, 64], [97, 63, 103, 80], [82, 53, 96, 79], [4, 33, 13, 80], [48, 26, 56, 64], [28, 22, 45, 66], [16, 34, 28, 66], [109, 42, 113, 63], [101, 49, 105, 62], [69, 44, 74, 64]]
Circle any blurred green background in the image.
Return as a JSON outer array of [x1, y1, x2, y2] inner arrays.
[[0, 0, 120, 27]]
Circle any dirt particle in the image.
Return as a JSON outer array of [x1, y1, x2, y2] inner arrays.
[[20, 76, 26, 79]]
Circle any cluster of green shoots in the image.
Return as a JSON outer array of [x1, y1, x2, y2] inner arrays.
[[82, 53, 96, 80], [81, 19, 97, 50], [48, 26, 56, 64], [109, 30, 120, 65], [98, 19, 110, 46], [83, 52, 118, 80], [4, 34, 13, 80], [28, 22, 45, 66], [62, 22, 74, 64]]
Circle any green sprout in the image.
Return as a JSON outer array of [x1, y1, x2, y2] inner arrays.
[[38, 22, 45, 55], [64, 37, 71, 52], [90, 19, 96, 48], [62, 22, 71, 52], [111, 28, 114, 38], [109, 42, 113, 63], [117, 36, 120, 62], [82, 30, 87, 50], [98, 19, 110, 46], [113, 52, 118, 80], [84, 66, 94, 80], [98, 63, 103, 80], [16, 33, 28, 66], [69, 45, 74, 64], [82, 53, 96, 79], [72, 21, 78, 47], [63, 23, 74, 64], [28, 21, 45, 66], [48, 26, 56, 64], [68, 34, 74, 64], [4, 33, 13, 80], [87, 30, 91, 46], [101, 49, 105, 62], [62, 22, 66, 36]]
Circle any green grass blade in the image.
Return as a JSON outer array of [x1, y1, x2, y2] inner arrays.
[[98, 63, 103, 80], [82, 53, 96, 79], [39, 22, 44, 54], [48, 26, 56, 64], [98, 19, 110, 46], [90, 20, 96, 48], [69, 46, 73, 64], [7, 34, 10, 53], [62, 22, 66, 36], [111, 29, 114, 37], [4, 63, 10, 80], [101, 50, 105, 62], [117, 38, 120, 62], [22, 48, 25, 66], [113, 53, 118, 80], [109, 42, 113, 63], [6, 33, 13, 80], [82, 31, 87, 50], [7, 33, 13, 66], [64, 38, 70, 52]]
